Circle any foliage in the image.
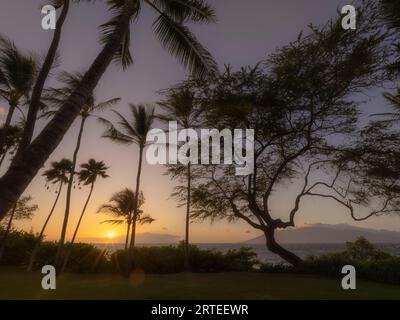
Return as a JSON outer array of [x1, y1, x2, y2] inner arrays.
[[111, 242, 259, 274], [0, 228, 110, 272], [260, 237, 400, 285], [78, 159, 109, 186], [178, 0, 395, 265], [0, 228, 37, 265]]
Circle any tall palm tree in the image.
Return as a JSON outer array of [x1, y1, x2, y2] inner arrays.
[[0, 124, 22, 168], [0, 196, 38, 261], [98, 188, 154, 249], [0, 36, 37, 156], [373, 90, 400, 124], [61, 159, 109, 272], [0, 0, 217, 222], [158, 86, 200, 271], [48, 72, 120, 267], [27, 159, 72, 271], [100, 104, 154, 249], [17, 0, 98, 155]]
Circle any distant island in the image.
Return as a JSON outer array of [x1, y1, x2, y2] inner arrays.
[[244, 224, 400, 244]]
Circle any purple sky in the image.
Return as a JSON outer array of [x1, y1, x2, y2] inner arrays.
[[0, 0, 398, 243]]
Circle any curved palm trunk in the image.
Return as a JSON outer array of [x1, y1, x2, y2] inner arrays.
[[125, 220, 131, 250], [129, 145, 144, 249], [264, 227, 302, 266], [0, 147, 10, 168], [61, 182, 94, 272], [130, 217, 137, 248], [124, 146, 144, 278], [0, 203, 17, 261], [16, 0, 70, 157], [0, 103, 16, 158], [0, 13, 133, 222], [27, 182, 63, 271], [55, 116, 86, 268], [183, 163, 191, 271]]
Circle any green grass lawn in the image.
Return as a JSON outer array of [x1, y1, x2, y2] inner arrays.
[[0, 268, 399, 300]]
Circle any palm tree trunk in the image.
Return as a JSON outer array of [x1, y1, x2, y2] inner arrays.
[[124, 146, 144, 278], [0, 103, 16, 158], [0, 12, 133, 222], [61, 182, 94, 272], [15, 0, 70, 158], [130, 217, 137, 248], [0, 203, 17, 261], [0, 147, 9, 168], [55, 116, 86, 268], [125, 221, 131, 250], [129, 145, 144, 249], [27, 182, 63, 271], [183, 162, 191, 271]]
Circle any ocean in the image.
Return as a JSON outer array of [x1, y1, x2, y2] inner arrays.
[[94, 243, 400, 264]]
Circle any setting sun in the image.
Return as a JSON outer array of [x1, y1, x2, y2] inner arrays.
[[106, 232, 116, 240]]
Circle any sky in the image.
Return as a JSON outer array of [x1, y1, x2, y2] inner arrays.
[[0, 0, 398, 244]]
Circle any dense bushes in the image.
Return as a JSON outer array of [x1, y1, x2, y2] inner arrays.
[[111, 243, 259, 274], [0, 228, 37, 265], [3, 229, 399, 284], [0, 229, 259, 274], [0, 228, 110, 273], [260, 237, 400, 285]]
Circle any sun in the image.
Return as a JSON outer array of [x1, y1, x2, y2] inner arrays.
[[106, 232, 116, 240]]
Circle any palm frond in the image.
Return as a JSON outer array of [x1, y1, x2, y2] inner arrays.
[[101, 219, 125, 225], [153, 0, 216, 23], [100, 0, 141, 69], [98, 116, 135, 144], [93, 97, 121, 112], [153, 13, 217, 78]]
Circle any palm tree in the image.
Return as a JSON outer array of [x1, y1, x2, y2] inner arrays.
[[17, 0, 97, 155], [61, 159, 109, 272], [0, 36, 37, 156], [0, 124, 22, 168], [0, 196, 38, 261], [0, 0, 217, 222], [373, 90, 400, 124], [27, 158, 72, 271], [48, 72, 120, 268], [100, 104, 154, 249], [98, 188, 154, 249], [158, 86, 200, 271]]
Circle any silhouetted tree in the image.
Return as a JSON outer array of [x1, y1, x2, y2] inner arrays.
[[187, 3, 391, 266], [0, 37, 37, 156], [0, 124, 22, 168], [0, 195, 38, 261], [0, 0, 217, 222], [158, 86, 202, 271], [44, 71, 120, 267], [61, 159, 109, 272], [100, 104, 154, 249], [27, 158, 72, 271], [98, 189, 154, 250]]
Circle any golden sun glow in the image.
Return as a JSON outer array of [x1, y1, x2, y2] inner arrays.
[[106, 232, 116, 240]]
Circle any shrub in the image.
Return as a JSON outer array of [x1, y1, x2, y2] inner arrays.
[[0, 228, 36, 266], [0, 228, 110, 273], [110, 243, 259, 274], [299, 238, 400, 285]]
